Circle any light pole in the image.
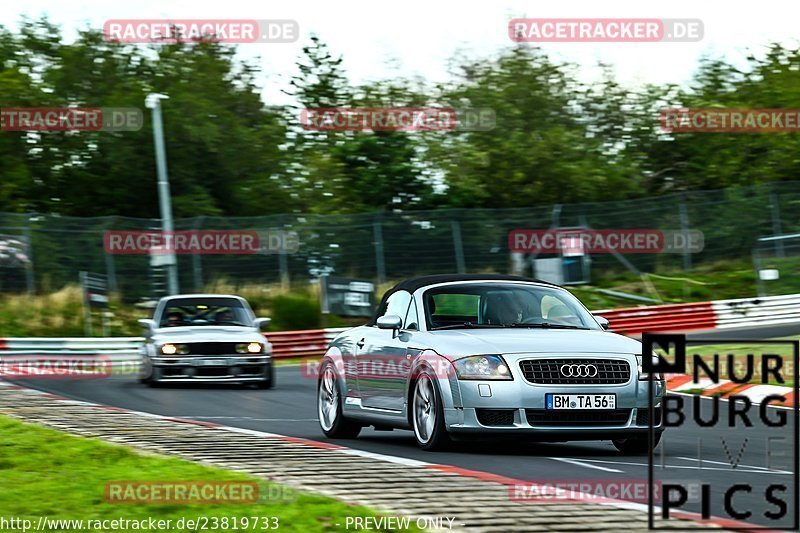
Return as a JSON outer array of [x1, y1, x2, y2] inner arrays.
[[145, 93, 179, 295]]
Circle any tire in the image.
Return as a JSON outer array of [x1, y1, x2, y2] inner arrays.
[[411, 370, 452, 451], [318, 361, 361, 439], [613, 432, 662, 454], [138, 357, 152, 385], [141, 362, 160, 387], [256, 365, 274, 389]]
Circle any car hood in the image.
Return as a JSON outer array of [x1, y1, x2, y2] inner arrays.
[[422, 328, 641, 359], [152, 326, 266, 344]]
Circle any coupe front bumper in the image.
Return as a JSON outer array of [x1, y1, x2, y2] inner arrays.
[[147, 355, 272, 382], [441, 370, 665, 437]]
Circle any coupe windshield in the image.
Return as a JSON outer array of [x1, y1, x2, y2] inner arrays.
[[424, 283, 600, 331], [157, 297, 253, 327]]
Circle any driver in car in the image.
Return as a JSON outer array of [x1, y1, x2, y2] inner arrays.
[[484, 293, 523, 325], [165, 311, 184, 327]]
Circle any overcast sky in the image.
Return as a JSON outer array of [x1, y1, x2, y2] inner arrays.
[[3, 0, 799, 105]]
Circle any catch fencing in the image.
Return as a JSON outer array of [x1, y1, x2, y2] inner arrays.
[[1, 293, 798, 362], [1, 181, 800, 300]]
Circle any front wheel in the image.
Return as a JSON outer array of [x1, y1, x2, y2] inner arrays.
[[613, 432, 662, 454], [412, 371, 451, 451], [256, 365, 274, 389], [318, 362, 361, 439]]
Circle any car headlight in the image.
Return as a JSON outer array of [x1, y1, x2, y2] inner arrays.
[[161, 344, 189, 355], [236, 342, 263, 354], [637, 355, 663, 380], [453, 355, 513, 380]]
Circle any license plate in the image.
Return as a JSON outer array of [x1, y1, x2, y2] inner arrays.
[[546, 393, 616, 410], [195, 359, 226, 366]]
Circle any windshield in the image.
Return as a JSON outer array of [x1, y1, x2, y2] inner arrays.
[[157, 297, 254, 327], [423, 283, 600, 331]]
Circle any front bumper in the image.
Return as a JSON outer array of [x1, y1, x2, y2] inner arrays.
[[147, 355, 271, 382], [440, 360, 664, 436]]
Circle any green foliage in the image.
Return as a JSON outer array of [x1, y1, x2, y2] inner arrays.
[[269, 293, 322, 331], [3, 19, 800, 217]]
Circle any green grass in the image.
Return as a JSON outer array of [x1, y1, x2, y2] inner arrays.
[[568, 260, 763, 310], [0, 415, 418, 532]]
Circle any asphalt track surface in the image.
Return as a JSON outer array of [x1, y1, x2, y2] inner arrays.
[[11, 324, 800, 530]]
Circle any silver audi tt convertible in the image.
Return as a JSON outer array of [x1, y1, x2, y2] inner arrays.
[[317, 274, 664, 452]]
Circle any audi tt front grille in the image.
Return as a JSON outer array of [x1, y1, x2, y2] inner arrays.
[[519, 358, 630, 385], [636, 407, 662, 427], [476, 409, 516, 427], [526, 409, 632, 427]]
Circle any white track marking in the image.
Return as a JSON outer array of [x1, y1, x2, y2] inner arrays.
[[175, 416, 318, 422], [675, 456, 793, 474], [548, 457, 623, 472], [579, 457, 792, 475]]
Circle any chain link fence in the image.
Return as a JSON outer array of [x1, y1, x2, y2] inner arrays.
[[1, 181, 799, 302]]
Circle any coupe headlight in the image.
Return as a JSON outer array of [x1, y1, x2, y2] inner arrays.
[[160, 344, 189, 355], [637, 355, 663, 380], [453, 355, 513, 380], [237, 342, 263, 354]]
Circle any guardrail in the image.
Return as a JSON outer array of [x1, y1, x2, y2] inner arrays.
[[593, 301, 717, 336], [713, 294, 800, 329], [0, 337, 142, 356], [1, 293, 799, 361], [265, 328, 347, 358]]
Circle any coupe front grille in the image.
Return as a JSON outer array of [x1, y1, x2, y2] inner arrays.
[[519, 358, 630, 385], [476, 409, 515, 426], [185, 342, 238, 355], [526, 409, 631, 427]]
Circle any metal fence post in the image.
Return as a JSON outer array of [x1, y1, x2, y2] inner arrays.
[[770, 190, 785, 258], [679, 197, 692, 271], [279, 216, 290, 289], [103, 217, 117, 293], [23, 215, 35, 295], [192, 216, 205, 291], [279, 249, 290, 290], [79, 271, 92, 336], [373, 217, 386, 284], [753, 248, 765, 297], [452, 220, 466, 273]]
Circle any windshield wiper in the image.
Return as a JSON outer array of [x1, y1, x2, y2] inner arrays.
[[509, 322, 589, 330], [431, 322, 507, 330]]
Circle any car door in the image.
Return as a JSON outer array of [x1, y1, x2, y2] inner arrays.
[[358, 291, 414, 411]]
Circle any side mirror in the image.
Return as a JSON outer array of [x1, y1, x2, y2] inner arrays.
[[138, 319, 157, 336], [376, 315, 402, 331], [595, 316, 610, 330], [254, 317, 271, 330]]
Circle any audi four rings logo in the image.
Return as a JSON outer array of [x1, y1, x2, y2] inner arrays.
[[559, 364, 598, 377]]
